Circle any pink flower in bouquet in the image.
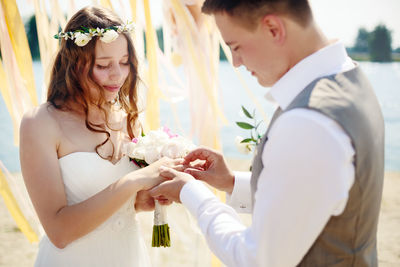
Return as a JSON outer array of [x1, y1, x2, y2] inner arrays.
[[162, 126, 178, 138]]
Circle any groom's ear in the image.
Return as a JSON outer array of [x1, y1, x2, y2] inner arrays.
[[260, 14, 286, 45]]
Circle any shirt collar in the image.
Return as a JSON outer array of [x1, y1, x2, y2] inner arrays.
[[265, 41, 354, 109]]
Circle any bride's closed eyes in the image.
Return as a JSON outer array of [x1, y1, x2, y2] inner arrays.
[[95, 61, 129, 70]]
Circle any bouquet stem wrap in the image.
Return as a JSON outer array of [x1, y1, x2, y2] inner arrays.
[[151, 200, 170, 247]]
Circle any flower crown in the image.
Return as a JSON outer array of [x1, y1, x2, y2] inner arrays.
[[54, 21, 135, 47]]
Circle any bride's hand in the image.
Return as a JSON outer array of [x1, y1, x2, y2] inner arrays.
[[134, 190, 155, 212], [135, 190, 173, 212], [132, 157, 184, 191]]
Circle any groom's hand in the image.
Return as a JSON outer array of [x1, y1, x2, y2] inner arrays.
[[183, 147, 235, 194], [149, 167, 195, 203]]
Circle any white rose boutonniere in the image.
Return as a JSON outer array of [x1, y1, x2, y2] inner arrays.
[[235, 136, 252, 155]]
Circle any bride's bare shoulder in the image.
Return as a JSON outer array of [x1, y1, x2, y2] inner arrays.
[[20, 102, 62, 135]]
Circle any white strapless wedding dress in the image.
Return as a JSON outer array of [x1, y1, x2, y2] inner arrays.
[[34, 152, 151, 267]]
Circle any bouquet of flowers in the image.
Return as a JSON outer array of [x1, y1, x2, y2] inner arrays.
[[124, 126, 195, 247]]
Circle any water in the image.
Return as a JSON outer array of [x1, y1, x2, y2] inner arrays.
[[1, 61, 399, 172]]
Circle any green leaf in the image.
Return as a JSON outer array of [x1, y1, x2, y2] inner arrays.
[[236, 122, 254, 129], [240, 138, 254, 143], [81, 26, 89, 33], [241, 106, 253, 119]]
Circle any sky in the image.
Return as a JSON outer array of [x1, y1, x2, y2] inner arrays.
[[15, 0, 400, 48]]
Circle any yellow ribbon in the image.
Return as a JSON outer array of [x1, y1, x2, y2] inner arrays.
[[100, 0, 113, 10], [170, 0, 227, 126], [130, 0, 137, 23], [0, 0, 37, 106], [143, 0, 160, 131], [0, 168, 38, 243]]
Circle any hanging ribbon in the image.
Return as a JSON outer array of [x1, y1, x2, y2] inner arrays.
[[143, 0, 160, 131], [0, 163, 38, 243], [0, 0, 37, 106]]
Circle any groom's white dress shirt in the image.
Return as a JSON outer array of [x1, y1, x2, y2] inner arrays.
[[180, 41, 356, 267]]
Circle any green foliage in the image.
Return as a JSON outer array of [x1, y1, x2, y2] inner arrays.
[[369, 24, 392, 62], [395, 47, 400, 53], [219, 45, 227, 61], [25, 15, 40, 60], [142, 28, 164, 57], [350, 24, 395, 62], [149, 27, 228, 61], [156, 27, 164, 52], [241, 105, 253, 119], [236, 122, 254, 130], [352, 28, 369, 53], [236, 105, 263, 146]]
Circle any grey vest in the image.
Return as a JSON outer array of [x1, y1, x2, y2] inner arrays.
[[250, 66, 384, 266]]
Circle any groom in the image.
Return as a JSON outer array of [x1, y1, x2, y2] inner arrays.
[[151, 0, 385, 266]]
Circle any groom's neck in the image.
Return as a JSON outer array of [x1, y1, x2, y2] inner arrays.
[[284, 19, 330, 70]]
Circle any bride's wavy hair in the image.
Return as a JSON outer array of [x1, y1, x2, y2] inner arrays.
[[47, 6, 140, 160]]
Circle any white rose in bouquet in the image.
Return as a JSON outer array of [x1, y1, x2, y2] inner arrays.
[[161, 137, 196, 159]]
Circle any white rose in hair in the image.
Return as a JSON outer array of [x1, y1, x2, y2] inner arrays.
[[100, 29, 119, 43], [74, 32, 92, 46], [125, 21, 135, 33]]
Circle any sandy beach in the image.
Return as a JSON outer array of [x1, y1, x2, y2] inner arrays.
[[1, 168, 399, 266]]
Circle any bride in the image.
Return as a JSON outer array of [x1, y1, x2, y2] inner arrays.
[[19, 6, 179, 267]]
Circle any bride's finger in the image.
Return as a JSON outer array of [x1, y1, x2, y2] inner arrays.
[[157, 198, 172, 205], [190, 160, 206, 170], [159, 167, 177, 179], [172, 164, 185, 172], [172, 158, 184, 165]]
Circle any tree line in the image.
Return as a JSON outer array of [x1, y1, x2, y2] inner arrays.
[[349, 24, 398, 62], [2, 15, 398, 63]]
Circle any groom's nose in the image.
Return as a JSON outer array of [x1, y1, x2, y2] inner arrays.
[[232, 52, 243, 67]]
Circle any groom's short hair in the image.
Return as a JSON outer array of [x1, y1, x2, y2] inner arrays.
[[202, 0, 313, 30]]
